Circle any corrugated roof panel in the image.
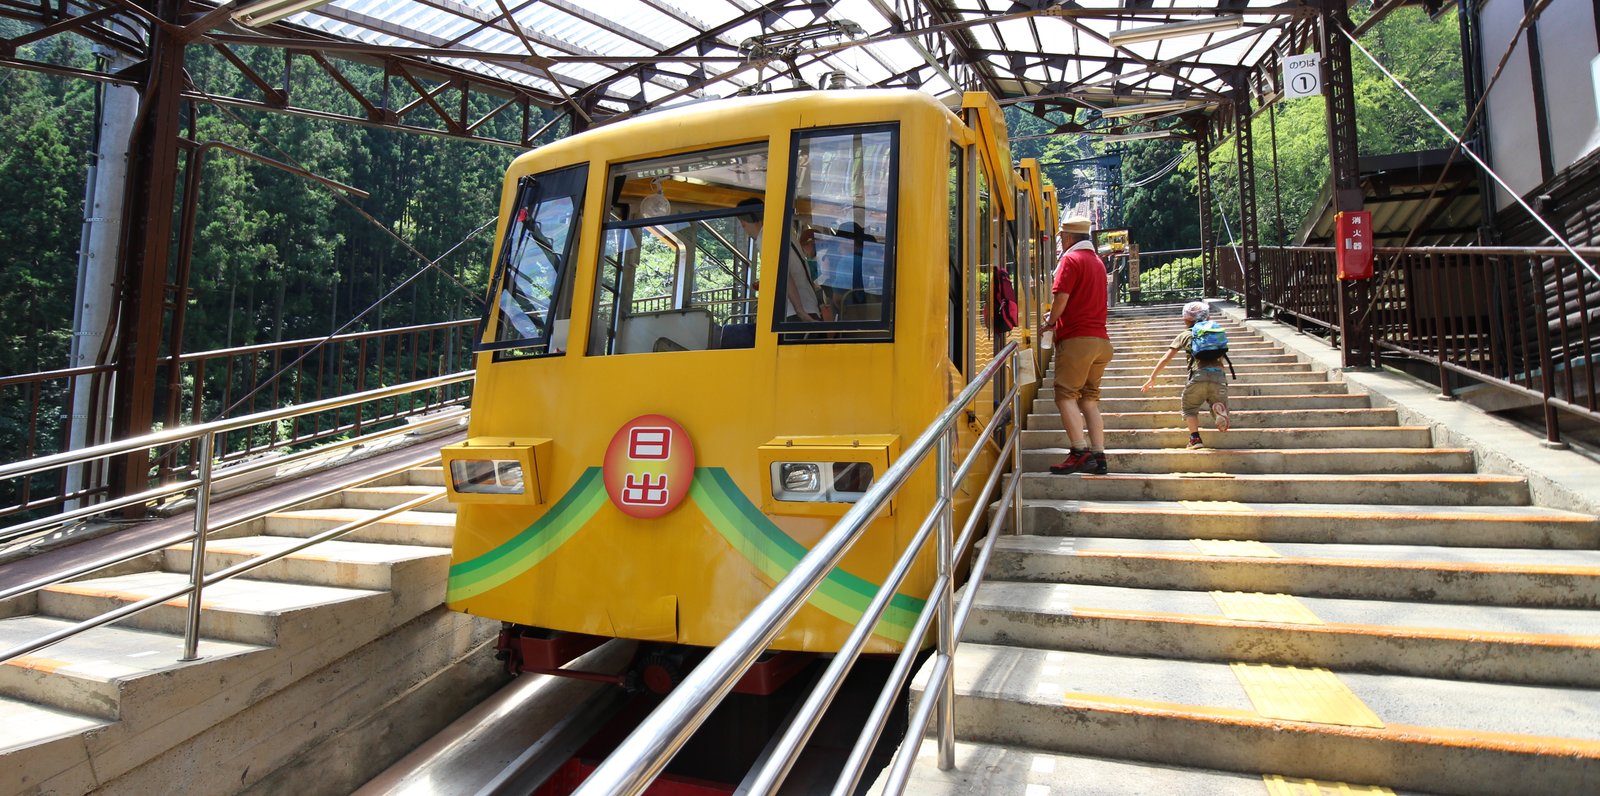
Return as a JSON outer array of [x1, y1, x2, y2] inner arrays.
[[238, 0, 1297, 120]]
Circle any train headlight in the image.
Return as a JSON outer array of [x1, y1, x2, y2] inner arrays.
[[439, 437, 552, 505], [771, 461, 873, 503], [760, 435, 897, 516], [778, 463, 822, 494], [450, 459, 525, 495]]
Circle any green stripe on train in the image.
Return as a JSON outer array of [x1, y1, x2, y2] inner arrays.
[[446, 467, 607, 602], [446, 467, 927, 643]]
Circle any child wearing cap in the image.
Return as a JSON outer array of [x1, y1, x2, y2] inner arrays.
[[1139, 301, 1230, 449]]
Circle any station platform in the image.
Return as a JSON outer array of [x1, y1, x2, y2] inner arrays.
[[4, 302, 1600, 794]]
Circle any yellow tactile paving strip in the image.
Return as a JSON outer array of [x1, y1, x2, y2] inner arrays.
[[1211, 592, 1324, 625], [1231, 664, 1385, 728], [1191, 539, 1282, 557], [1262, 774, 1394, 795]]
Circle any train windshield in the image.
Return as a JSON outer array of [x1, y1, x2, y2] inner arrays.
[[481, 164, 588, 359], [588, 142, 768, 356]]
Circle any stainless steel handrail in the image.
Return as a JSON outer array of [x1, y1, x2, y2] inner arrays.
[[0, 487, 446, 667], [0, 371, 473, 664], [0, 371, 472, 483], [574, 342, 1026, 796], [0, 407, 466, 547], [0, 445, 452, 604]]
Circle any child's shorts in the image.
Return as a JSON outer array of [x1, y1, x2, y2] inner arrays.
[[1181, 379, 1228, 417]]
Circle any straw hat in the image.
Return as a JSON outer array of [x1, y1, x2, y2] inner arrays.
[[1060, 216, 1092, 235]]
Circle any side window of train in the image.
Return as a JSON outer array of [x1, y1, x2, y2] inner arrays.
[[587, 141, 769, 356], [479, 164, 589, 360], [774, 124, 898, 343], [948, 144, 963, 371]]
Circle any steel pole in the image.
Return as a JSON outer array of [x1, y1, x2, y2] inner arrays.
[[934, 427, 956, 769], [180, 432, 215, 661]]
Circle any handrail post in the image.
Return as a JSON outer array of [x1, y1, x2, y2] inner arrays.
[[934, 426, 956, 770], [1009, 354, 1025, 536], [180, 431, 215, 661]]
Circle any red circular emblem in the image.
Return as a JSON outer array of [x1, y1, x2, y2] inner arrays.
[[603, 414, 696, 519]]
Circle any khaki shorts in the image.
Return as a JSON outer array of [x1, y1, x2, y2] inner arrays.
[[1181, 378, 1228, 417], [1052, 336, 1115, 401]]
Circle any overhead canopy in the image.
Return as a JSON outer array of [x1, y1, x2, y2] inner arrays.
[[0, 0, 1319, 145], [263, 1, 1301, 115]]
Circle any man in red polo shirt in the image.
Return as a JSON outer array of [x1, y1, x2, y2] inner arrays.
[[1043, 216, 1114, 475]]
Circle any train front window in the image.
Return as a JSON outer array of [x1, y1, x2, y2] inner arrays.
[[588, 142, 768, 356], [480, 164, 588, 359], [774, 124, 898, 342]]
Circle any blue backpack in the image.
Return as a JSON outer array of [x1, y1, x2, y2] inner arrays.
[[1189, 320, 1236, 377]]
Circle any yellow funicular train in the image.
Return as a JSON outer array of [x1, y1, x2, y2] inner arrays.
[[439, 89, 1057, 682]]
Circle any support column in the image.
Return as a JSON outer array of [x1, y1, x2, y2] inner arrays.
[[1320, 1, 1371, 368], [1196, 121, 1217, 297], [109, 0, 188, 499], [66, 49, 138, 507], [1234, 93, 1263, 318]]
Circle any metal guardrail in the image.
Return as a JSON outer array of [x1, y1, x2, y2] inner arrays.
[[0, 371, 472, 664], [574, 342, 1026, 796], [0, 320, 476, 523], [1213, 243, 1600, 445]]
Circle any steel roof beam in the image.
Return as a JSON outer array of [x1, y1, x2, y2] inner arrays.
[[912, 0, 1005, 94]]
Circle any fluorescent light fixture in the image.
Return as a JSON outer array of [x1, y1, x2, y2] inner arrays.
[[1098, 100, 1195, 119], [1107, 16, 1246, 48], [232, 0, 334, 28], [1097, 131, 1174, 142]]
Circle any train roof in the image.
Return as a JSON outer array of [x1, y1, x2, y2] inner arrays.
[[508, 89, 960, 173]]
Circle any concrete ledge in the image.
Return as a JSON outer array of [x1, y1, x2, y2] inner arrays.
[[1217, 300, 1600, 519]]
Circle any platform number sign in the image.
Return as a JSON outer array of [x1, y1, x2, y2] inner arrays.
[[604, 414, 696, 518], [1284, 53, 1322, 100]]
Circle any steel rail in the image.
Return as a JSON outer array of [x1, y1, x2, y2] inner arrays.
[[573, 342, 1022, 796]]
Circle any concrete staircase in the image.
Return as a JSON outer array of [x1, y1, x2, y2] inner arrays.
[[899, 303, 1600, 795], [0, 465, 505, 796]]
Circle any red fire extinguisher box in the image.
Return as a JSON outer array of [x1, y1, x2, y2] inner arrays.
[[1336, 210, 1374, 280]]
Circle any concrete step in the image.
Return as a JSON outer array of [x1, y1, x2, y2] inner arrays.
[[1019, 472, 1530, 505], [1095, 394, 1372, 412], [1107, 354, 1305, 369], [1018, 499, 1600, 548], [0, 615, 264, 720], [163, 536, 450, 591], [963, 580, 1600, 686], [0, 696, 109, 795], [1092, 370, 1331, 386], [1022, 447, 1477, 474], [37, 571, 385, 646], [263, 507, 456, 547], [408, 466, 446, 487], [881, 740, 1298, 796], [915, 643, 1600, 795], [342, 485, 456, 513], [1069, 382, 1354, 400], [1031, 408, 1400, 431], [1023, 427, 1435, 450], [988, 535, 1600, 608]]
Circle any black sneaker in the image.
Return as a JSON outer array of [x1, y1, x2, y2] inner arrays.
[[1086, 451, 1108, 475]]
